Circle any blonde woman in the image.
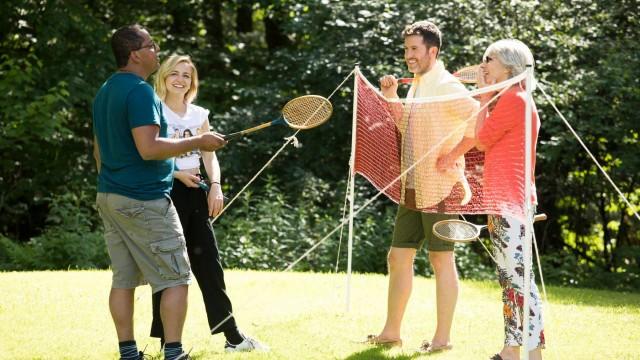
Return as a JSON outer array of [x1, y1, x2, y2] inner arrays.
[[151, 54, 268, 352]]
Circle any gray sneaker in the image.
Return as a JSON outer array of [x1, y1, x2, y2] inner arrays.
[[224, 336, 270, 353]]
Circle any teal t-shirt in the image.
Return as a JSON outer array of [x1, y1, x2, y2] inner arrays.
[[93, 72, 174, 200]]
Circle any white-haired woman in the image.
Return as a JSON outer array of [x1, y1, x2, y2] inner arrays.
[[475, 40, 545, 360]]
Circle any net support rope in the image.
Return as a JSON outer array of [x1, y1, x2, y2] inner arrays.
[[537, 82, 640, 221], [209, 69, 356, 225]]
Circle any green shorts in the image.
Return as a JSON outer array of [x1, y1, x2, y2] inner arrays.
[[392, 205, 456, 251], [96, 193, 192, 294]]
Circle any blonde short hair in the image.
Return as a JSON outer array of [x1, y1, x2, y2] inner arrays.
[[483, 39, 534, 78], [154, 54, 199, 104]]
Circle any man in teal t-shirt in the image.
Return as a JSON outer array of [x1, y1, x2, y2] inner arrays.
[[93, 71, 174, 200], [92, 24, 226, 360]]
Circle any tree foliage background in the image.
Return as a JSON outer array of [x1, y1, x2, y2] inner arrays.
[[1, 0, 638, 290]]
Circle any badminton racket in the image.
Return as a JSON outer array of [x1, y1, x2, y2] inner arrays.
[[223, 95, 333, 141], [398, 64, 480, 85], [432, 213, 547, 243]]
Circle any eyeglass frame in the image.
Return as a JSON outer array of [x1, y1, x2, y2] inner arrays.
[[134, 40, 159, 53], [483, 55, 494, 63]]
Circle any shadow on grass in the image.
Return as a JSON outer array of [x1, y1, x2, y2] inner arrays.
[[343, 346, 424, 360]]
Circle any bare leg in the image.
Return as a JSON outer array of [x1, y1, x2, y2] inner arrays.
[[529, 347, 543, 360], [377, 247, 416, 341], [109, 288, 135, 341], [160, 285, 189, 343], [428, 251, 458, 346]]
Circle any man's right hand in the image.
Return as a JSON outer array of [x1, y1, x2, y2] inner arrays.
[[198, 132, 227, 152], [379, 75, 399, 98]]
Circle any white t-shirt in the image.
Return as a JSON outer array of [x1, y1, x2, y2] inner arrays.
[[164, 102, 210, 170]]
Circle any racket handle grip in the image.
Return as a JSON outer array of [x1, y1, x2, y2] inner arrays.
[[533, 213, 547, 222], [222, 132, 243, 141], [398, 78, 413, 84], [222, 119, 281, 141], [197, 181, 210, 192]]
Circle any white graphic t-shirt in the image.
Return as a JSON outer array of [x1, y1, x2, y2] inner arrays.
[[164, 102, 210, 170]]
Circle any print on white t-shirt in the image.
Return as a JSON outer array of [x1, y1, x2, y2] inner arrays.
[[163, 103, 211, 170]]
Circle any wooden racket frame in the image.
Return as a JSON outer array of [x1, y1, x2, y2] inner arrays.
[[398, 64, 480, 85], [224, 95, 332, 140]]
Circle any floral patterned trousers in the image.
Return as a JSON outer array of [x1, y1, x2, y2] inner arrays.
[[488, 213, 545, 350]]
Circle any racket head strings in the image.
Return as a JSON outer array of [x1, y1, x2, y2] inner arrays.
[[282, 95, 333, 129], [453, 64, 480, 84], [432, 219, 482, 243]]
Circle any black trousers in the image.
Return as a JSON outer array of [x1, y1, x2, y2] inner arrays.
[[150, 180, 237, 338]]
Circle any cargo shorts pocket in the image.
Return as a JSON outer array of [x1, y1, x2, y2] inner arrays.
[[150, 238, 190, 280]]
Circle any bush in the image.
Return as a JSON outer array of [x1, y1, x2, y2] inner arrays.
[[0, 191, 109, 271], [540, 247, 640, 292], [0, 235, 28, 270], [27, 228, 108, 270], [215, 175, 496, 280]]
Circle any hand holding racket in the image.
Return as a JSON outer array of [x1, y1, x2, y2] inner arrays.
[[433, 213, 547, 243], [398, 64, 480, 85], [223, 95, 333, 141]]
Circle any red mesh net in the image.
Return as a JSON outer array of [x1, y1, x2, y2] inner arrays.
[[353, 71, 537, 220]]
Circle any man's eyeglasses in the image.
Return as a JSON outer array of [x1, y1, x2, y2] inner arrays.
[[135, 40, 159, 52], [483, 55, 494, 64]]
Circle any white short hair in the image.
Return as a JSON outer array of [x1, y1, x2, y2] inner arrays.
[[483, 39, 534, 78]]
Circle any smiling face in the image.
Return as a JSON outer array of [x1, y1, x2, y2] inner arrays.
[[480, 54, 511, 84], [404, 35, 437, 76], [164, 61, 193, 100]]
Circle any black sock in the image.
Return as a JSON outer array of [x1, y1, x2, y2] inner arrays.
[[118, 340, 138, 360], [224, 327, 244, 345], [164, 342, 183, 360]]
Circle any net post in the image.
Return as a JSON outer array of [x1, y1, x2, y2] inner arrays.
[[346, 65, 360, 312], [523, 64, 534, 360]]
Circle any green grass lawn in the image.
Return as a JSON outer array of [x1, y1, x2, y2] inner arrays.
[[0, 270, 638, 359]]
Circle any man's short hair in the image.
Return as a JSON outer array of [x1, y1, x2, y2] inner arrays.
[[111, 24, 146, 68], [402, 21, 442, 55]]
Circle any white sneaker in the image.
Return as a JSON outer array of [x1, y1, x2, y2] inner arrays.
[[224, 336, 270, 353]]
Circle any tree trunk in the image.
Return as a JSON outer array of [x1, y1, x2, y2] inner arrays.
[[203, 0, 224, 48], [264, 6, 290, 51], [169, 1, 195, 40], [236, 1, 253, 34]]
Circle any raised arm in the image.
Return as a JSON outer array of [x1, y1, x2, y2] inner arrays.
[[380, 75, 404, 123], [474, 102, 490, 151], [474, 66, 495, 151], [131, 125, 226, 160]]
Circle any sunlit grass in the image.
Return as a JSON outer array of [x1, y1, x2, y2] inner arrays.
[[0, 270, 638, 359]]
